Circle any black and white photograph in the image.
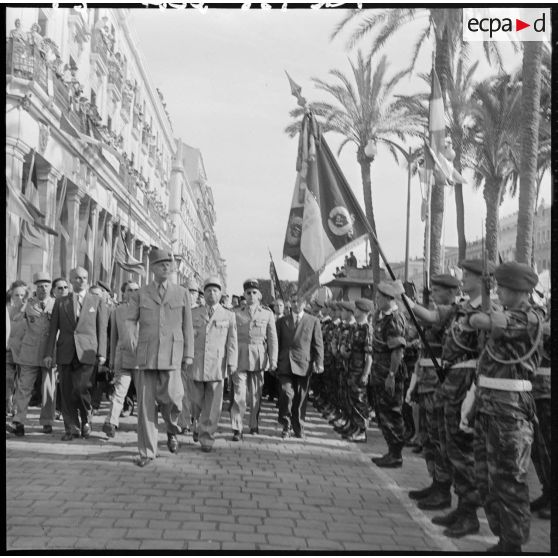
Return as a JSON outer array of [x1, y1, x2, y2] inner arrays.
[[5, 3, 552, 553]]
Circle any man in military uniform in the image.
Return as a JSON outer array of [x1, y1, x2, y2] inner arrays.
[[404, 260, 493, 537], [406, 274, 456, 510], [461, 262, 541, 553], [344, 298, 374, 443], [8, 272, 56, 436], [371, 280, 407, 468], [313, 302, 333, 412], [230, 279, 277, 440], [189, 276, 237, 452], [125, 249, 194, 467]]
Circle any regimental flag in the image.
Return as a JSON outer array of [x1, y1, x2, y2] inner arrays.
[[114, 230, 145, 276], [269, 250, 284, 301], [285, 112, 369, 297]]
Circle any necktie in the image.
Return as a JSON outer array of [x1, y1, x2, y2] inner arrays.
[[294, 314, 299, 327], [40, 301, 46, 311], [76, 295, 82, 318], [158, 283, 166, 302], [208, 306, 214, 319]]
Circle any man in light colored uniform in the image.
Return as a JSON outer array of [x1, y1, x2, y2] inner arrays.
[[8, 272, 56, 436], [189, 276, 237, 452], [230, 279, 277, 440], [102, 281, 139, 438], [126, 249, 194, 467]]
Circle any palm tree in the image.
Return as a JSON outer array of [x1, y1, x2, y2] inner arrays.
[[516, 42, 549, 263], [462, 75, 521, 263], [285, 50, 421, 284]]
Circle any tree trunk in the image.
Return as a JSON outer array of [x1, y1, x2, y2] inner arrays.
[[516, 41, 543, 264], [357, 148, 380, 285], [452, 131, 467, 262], [483, 182, 501, 264]]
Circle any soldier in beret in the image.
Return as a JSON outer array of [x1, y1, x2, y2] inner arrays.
[[230, 279, 277, 440], [125, 250, 194, 466], [370, 281, 407, 468], [406, 274, 456, 510], [461, 262, 542, 553]]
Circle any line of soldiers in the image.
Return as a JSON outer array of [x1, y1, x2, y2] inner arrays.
[[309, 259, 550, 553]]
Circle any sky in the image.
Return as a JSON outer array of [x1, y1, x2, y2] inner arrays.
[[131, 7, 550, 295]]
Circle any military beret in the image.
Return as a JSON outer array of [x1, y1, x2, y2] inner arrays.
[[203, 275, 222, 291], [459, 259, 495, 276], [338, 301, 355, 313], [377, 280, 403, 298], [431, 274, 459, 289], [494, 262, 538, 292], [150, 248, 173, 265], [355, 298, 374, 313], [32, 271, 51, 284], [97, 280, 111, 293], [243, 278, 260, 292]]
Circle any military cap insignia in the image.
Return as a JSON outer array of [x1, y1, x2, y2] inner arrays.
[[328, 206, 355, 238]]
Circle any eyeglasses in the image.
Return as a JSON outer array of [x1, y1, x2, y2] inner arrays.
[[57, 285, 69, 290]]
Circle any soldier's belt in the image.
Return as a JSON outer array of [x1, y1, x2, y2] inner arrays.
[[535, 367, 551, 377], [418, 358, 442, 368], [447, 359, 478, 369], [478, 375, 532, 392]]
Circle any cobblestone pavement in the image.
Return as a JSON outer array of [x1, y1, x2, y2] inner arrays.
[[6, 393, 551, 552]]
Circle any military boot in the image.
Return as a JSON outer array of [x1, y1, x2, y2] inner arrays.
[[346, 428, 367, 443], [409, 481, 436, 500], [417, 482, 452, 510], [431, 507, 461, 527], [443, 508, 479, 538], [372, 447, 402, 468]]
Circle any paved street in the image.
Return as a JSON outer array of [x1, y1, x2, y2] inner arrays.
[[6, 395, 551, 552]]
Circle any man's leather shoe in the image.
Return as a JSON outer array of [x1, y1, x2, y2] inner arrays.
[[201, 445, 212, 453], [102, 423, 116, 438], [293, 431, 305, 439], [167, 433, 179, 453], [530, 494, 549, 512], [443, 512, 479, 538], [372, 453, 402, 468], [417, 489, 452, 510], [61, 431, 80, 441], [281, 428, 291, 439], [432, 508, 461, 527], [7, 422, 25, 437], [81, 423, 92, 438], [232, 430, 243, 442], [249, 427, 259, 435], [135, 456, 154, 467], [192, 431, 199, 442], [346, 428, 367, 443], [42, 425, 53, 434], [409, 482, 435, 500]]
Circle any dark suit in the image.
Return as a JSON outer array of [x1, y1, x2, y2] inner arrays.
[[45, 292, 108, 434], [276, 312, 323, 435]]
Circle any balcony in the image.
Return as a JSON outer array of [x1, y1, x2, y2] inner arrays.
[[107, 59, 123, 101], [6, 37, 48, 93], [53, 75, 70, 113], [90, 29, 109, 75]]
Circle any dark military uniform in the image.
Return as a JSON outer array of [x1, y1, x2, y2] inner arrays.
[[473, 262, 541, 552], [335, 316, 356, 430]]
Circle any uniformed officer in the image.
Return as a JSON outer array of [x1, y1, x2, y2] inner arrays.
[[8, 272, 56, 436], [230, 279, 277, 440], [404, 260, 495, 537], [321, 302, 344, 423], [406, 274, 456, 509], [126, 249, 194, 467], [312, 302, 332, 411], [461, 262, 541, 553], [189, 276, 238, 452], [371, 280, 407, 468]]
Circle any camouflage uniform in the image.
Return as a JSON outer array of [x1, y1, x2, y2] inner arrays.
[[319, 317, 336, 407], [474, 300, 541, 549], [371, 306, 407, 455], [346, 321, 372, 431], [336, 320, 356, 425]]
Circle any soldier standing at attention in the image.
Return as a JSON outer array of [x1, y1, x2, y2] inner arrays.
[[230, 279, 277, 440], [403, 260, 494, 537], [406, 274, 457, 510], [370, 281, 407, 468], [189, 276, 237, 452], [126, 250, 194, 467], [461, 262, 542, 553]]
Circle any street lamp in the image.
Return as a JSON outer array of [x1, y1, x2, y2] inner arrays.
[[364, 138, 377, 159]]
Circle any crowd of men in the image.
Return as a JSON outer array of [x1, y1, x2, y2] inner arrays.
[[6, 252, 550, 553]]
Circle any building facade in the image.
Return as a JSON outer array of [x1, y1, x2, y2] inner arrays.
[[6, 6, 226, 292]]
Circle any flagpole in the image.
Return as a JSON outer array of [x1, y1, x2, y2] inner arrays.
[[404, 146, 412, 283]]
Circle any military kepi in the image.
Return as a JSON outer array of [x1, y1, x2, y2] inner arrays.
[[149, 248, 173, 265], [204, 275, 222, 291], [460, 259, 495, 276], [33, 271, 51, 284], [243, 278, 260, 292], [431, 274, 459, 288], [494, 262, 538, 292]]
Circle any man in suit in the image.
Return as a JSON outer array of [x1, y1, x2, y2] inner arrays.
[[101, 281, 139, 438], [125, 249, 194, 467], [44, 267, 108, 441], [276, 292, 324, 439], [189, 276, 237, 453], [230, 279, 277, 440], [8, 272, 56, 436]]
